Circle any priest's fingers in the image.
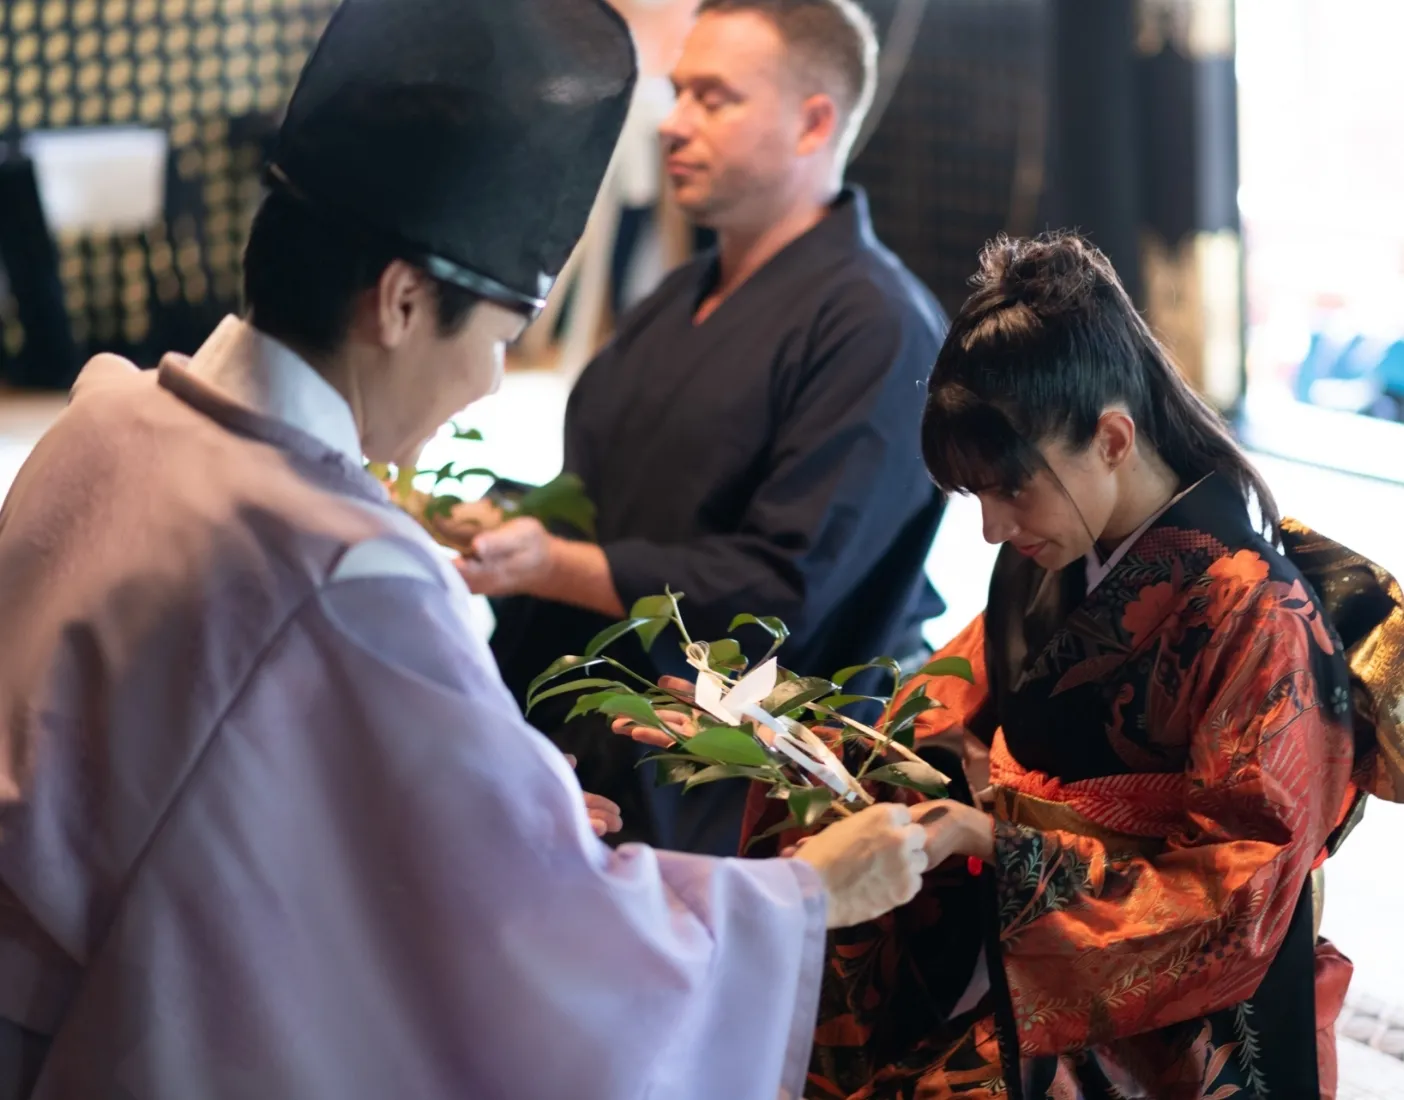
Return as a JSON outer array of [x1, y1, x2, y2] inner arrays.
[[794, 803, 927, 929], [779, 835, 814, 858]]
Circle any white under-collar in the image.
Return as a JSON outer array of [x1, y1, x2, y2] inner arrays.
[[185, 315, 363, 465], [1085, 476, 1207, 594]]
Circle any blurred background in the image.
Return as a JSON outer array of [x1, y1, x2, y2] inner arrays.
[[1, 1, 1402, 1091]]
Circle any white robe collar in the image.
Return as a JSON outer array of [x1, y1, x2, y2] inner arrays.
[[185, 315, 363, 467]]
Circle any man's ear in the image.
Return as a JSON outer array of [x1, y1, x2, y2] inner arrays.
[[795, 92, 839, 158]]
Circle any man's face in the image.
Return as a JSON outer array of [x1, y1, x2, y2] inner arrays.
[[659, 11, 808, 226]]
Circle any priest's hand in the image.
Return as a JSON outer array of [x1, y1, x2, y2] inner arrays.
[[910, 800, 995, 866], [565, 754, 624, 837], [794, 804, 930, 929]]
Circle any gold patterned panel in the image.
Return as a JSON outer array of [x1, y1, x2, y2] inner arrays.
[[1280, 518, 1404, 808], [1, 0, 340, 365], [1141, 230, 1245, 411]]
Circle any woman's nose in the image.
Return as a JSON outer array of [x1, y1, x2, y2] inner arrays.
[[980, 498, 1017, 546]]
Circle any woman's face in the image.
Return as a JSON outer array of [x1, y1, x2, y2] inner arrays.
[[974, 433, 1122, 572]]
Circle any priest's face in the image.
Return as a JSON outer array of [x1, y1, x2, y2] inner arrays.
[[349, 267, 529, 463], [660, 10, 829, 227]]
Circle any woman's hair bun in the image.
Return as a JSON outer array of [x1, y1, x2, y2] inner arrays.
[[972, 231, 1113, 317]]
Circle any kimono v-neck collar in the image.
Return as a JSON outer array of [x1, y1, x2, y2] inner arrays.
[[688, 186, 876, 326], [1084, 476, 1208, 594], [156, 317, 386, 505]]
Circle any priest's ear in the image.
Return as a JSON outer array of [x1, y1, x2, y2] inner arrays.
[[795, 92, 839, 158], [369, 259, 438, 348]]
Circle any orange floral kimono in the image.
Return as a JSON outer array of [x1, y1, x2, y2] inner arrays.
[[743, 474, 1404, 1099]]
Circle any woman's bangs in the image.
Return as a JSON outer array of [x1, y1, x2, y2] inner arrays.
[[921, 398, 1044, 497]]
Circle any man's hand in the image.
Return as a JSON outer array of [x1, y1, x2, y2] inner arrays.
[[454, 519, 626, 618], [457, 517, 552, 598], [793, 804, 930, 929], [610, 676, 699, 748], [565, 754, 624, 837]]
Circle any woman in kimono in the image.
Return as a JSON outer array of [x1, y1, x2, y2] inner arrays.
[[784, 232, 1404, 1099], [623, 232, 1404, 1098]]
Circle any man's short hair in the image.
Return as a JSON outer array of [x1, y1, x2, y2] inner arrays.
[[697, 0, 880, 158], [242, 190, 480, 358]]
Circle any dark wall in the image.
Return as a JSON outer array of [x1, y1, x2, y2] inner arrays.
[[849, 0, 1052, 317]]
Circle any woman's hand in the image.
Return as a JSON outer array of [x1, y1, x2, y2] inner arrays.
[[609, 675, 700, 748], [910, 800, 995, 866]]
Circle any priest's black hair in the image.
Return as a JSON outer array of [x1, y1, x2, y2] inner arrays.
[[920, 232, 1280, 539], [241, 189, 480, 359]]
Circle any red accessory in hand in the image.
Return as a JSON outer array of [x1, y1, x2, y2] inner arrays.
[[967, 857, 983, 877]]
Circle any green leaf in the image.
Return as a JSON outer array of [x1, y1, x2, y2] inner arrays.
[[684, 724, 770, 767], [525, 655, 604, 701], [649, 756, 702, 787], [627, 595, 676, 653], [787, 786, 834, 827], [422, 494, 462, 520], [597, 694, 667, 731], [564, 689, 629, 723], [451, 424, 484, 441], [428, 465, 498, 486], [911, 655, 975, 683], [526, 677, 630, 712], [893, 725, 916, 750], [636, 617, 673, 653], [703, 637, 746, 671], [585, 618, 657, 658], [863, 761, 950, 798], [831, 658, 903, 690], [761, 676, 837, 716], [744, 810, 814, 851], [630, 595, 676, 619], [728, 613, 790, 644], [882, 687, 940, 737], [682, 763, 776, 790], [511, 472, 597, 538], [820, 694, 885, 710]]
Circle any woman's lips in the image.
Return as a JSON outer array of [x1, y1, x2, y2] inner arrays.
[[1014, 540, 1047, 558]]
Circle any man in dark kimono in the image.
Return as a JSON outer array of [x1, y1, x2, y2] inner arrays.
[[0, 3, 937, 1098], [462, 0, 950, 857]]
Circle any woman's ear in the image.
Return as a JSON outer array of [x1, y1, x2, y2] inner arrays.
[[1095, 408, 1137, 470]]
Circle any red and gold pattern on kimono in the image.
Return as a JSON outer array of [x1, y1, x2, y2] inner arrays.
[[741, 475, 1404, 1100]]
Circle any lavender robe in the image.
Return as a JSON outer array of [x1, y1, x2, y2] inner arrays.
[[0, 318, 826, 1099]]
